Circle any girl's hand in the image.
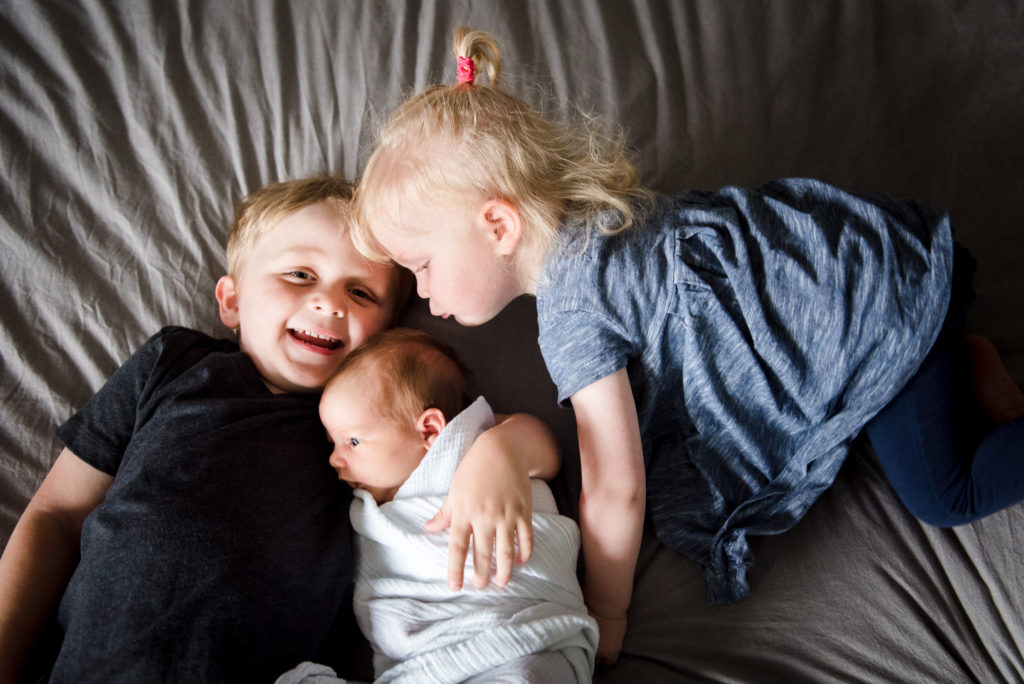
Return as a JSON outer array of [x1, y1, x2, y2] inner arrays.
[[591, 611, 628, 666], [425, 412, 559, 590]]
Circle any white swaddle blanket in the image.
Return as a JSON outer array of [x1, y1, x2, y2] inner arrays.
[[352, 396, 597, 683]]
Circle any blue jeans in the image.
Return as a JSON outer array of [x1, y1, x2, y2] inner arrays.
[[866, 245, 1024, 526]]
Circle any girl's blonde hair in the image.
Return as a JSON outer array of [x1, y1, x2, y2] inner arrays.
[[352, 27, 652, 261], [227, 175, 355, 277]]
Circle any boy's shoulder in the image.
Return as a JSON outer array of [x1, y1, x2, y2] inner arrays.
[[141, 325, 240, 359], [123, 325, 246, 389]]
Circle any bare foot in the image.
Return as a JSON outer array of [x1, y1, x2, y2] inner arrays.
[[965, 334, 1024, 425]]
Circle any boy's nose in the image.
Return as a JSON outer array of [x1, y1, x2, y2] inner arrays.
[[310, 291, 346, 318]]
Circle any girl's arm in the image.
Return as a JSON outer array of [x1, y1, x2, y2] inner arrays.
[[0, 448, 113, 683], [425, 412, 560, 590], [571, 368, 646, 666]]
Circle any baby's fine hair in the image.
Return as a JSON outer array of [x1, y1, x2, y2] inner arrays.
[[352, 27, 652, 261], [226, 175, 355, 277], [327, 328, 473, 428]]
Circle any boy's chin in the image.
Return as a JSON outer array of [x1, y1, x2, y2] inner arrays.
[[261, 372, 330, 395]]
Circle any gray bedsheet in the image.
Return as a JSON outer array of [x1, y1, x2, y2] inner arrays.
[[2, 1, 1022, 681]]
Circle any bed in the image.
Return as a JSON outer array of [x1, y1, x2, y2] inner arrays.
[[2, 1, 1022, 681]]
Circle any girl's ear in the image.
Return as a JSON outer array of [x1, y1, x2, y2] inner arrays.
[[480, 199, 523, 256], [215, 276, 241, 329], [416, 407, 447, 448]]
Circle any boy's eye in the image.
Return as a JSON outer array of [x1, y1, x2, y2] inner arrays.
[[348, 437, 361, 447], [350, 287, 376, 303], [414, 262, 429, 274], [286, 270, 315, 281]]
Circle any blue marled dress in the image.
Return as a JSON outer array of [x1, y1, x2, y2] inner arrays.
[[537, 178, 953, 603]]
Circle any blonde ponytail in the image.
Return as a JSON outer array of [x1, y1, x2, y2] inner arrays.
[[353, 27, 652, 264], [452, 26, 501, 87]]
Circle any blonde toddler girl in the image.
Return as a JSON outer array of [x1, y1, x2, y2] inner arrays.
[[351, 28, 1024, 665]]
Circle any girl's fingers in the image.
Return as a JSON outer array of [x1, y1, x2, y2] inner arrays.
[[425, 503, 452, 532], [471, 524, 496, 588], [446, 522, 470, 591], [493, 524, 515, 586], [516, 519, 534, 565]]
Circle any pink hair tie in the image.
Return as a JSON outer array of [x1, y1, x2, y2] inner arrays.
[[456, 56, 476, 85]]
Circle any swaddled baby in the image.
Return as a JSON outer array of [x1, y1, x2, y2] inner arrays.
[[280, 327, 597, 684]]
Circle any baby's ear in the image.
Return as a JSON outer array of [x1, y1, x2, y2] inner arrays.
[[480, 198, 523, 256], [215, 276, 241, 329], [416, 408, 447, 447]]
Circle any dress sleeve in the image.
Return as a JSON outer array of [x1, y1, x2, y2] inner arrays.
[[537, 307, 634, 405]]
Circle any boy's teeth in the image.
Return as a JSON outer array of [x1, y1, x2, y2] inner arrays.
[[291, 329, 341, 349], [299, 329, 334, 341]]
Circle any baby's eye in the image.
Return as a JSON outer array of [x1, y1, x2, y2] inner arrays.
[[348, 437, 361, 447], [286, 270, 315, 281], [413, 262, 429, 274]]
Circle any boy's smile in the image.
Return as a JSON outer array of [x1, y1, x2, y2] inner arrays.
[[216, 202, 400, 394], [289, 327, 343, 352]]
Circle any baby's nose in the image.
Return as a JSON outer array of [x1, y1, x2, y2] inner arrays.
[[328, 450, 346, 472]]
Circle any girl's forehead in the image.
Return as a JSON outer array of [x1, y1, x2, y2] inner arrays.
[[375, 229, 427, 268], [376, 200, 439, 247]]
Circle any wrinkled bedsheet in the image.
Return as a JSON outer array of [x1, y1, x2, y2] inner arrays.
[[2, 2, 1022, 681]]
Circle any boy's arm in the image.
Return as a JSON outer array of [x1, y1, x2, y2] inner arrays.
[[571, 368, 646, 666], [0, 448, 113, 683], [425, 412, 560, 590]]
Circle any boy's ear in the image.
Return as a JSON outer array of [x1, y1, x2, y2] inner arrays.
[[416, 408, 447, 448], [215, 276, 241, 329], [479, 199, 523, 256]]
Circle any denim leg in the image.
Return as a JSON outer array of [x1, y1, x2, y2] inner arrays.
[[866, 334, 1024, 527]]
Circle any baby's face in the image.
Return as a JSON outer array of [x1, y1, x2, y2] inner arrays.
[[319, 377, 427, 503], [219, 202, 400, 394]]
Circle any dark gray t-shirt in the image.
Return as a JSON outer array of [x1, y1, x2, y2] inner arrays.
[[537, 179, 953, 603], [53, 326, 356, 682]]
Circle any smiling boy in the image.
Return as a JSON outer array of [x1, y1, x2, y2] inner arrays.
[[0, 173, 564, 683], [0, 175, 408, 683], [215, 185, 402, 394]]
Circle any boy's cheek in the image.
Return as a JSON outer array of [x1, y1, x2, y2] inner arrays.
[[357, 314, 393, 346]]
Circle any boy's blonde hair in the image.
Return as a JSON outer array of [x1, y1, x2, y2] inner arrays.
[[326, 328, 472, 428], [227, 175, 355, 277], [227, 174, 414, 320], [352, 27, 653, 262]]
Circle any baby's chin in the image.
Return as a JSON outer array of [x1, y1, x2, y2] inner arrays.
[[355, 482, 396, 504]]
